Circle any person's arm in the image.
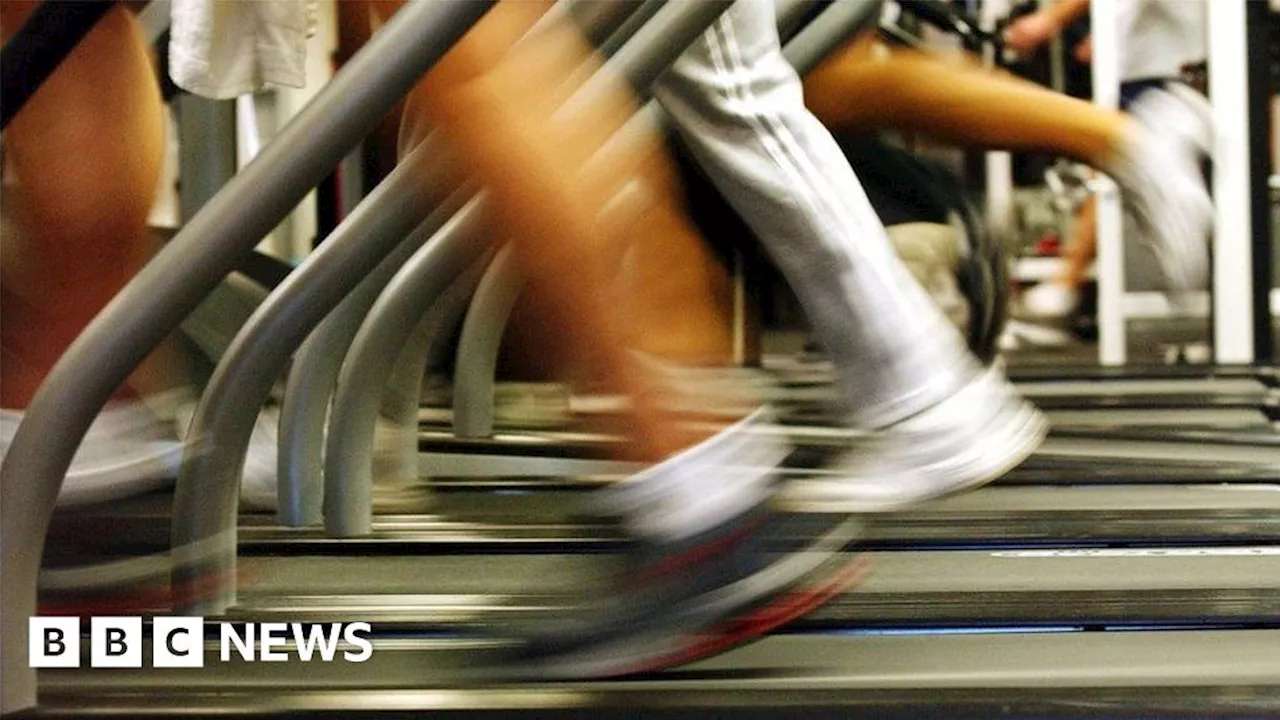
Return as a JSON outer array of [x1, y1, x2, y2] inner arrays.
[[1004, 0, 1091, 55]]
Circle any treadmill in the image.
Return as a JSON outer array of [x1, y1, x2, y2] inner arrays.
[[30, 487, 1280, 719], [8, 3, 1279, 719]]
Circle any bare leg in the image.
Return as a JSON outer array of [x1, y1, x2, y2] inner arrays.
[[1, 2, 165, 408], [1021, 192, 1097, 319], [415, 4, 735, 461], [411, 9, 868, 667], [804, 37, 1137, 169], [1058, 194, 1098, 290]]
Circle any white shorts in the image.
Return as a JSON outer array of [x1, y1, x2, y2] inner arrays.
[[169, 0, 317, 99]]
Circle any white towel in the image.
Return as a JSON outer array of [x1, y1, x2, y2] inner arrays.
[[169, 0, 317, 99]]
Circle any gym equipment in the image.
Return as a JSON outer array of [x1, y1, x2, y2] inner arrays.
[[39, 482, 1280, 562], [2, 0, 498, 708], [5, 1, 1279, 716], [31, 479, 1280, 718], [436, 0, 1007, 449]]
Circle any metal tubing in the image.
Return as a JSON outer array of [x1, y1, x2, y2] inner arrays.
[[569, 0, 651, 48], [775, 0, 819, 42], [1090, 0, 1126, 366], [328, 1, 735, 532], [1208, 0, 1256, 363], [377, 314, 438, 495], [596, 0, 667, 58], [275, 208, 442, 526], [276, 0, 643, 525], [583, 0, 733, 105], [170, 143, 467, 614], [452, 246, 525, 438], [325, 198, 492, 536], [381, 254, 494, 483], [176, 95, 238, 222], [778, 0, 884, 72], [0, 1, 493, 710], [275, 135, 454, 527], [1246, 0, 1275, 363]]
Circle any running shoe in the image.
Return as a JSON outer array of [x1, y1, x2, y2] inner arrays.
[[1, 390, 190, 507], [1110, 86, 1214, 294], [781, 363, 1047, 512], [501, 383, 868, 678]]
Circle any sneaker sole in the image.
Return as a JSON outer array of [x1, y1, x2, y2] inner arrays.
[[501, 512, 866, 679]]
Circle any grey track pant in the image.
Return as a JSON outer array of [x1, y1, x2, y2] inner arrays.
[[652, 0, 979, 427]]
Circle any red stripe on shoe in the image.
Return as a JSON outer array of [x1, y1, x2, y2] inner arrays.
[[630, 512, 770, 585], [621, 553, 872, 675]]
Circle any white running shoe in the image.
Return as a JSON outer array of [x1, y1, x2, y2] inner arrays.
[[1110, 86, 1214, 294], [780, 364, 1048, 512], [1, 391, 190, 508], [998, 319, 1076, 351], [1153, 83, 1215, 155], [1020, 282, 1081, 319]]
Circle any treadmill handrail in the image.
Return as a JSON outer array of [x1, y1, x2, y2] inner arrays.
[[0, 1, 494, 712]]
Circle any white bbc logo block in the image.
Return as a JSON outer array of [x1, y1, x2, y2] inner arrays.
[[29, 617, 80, 668], [154, 616, 205, 668], [91, 617, 143, 668]]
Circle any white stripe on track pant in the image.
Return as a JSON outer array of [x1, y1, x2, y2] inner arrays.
[[652, 0, 981, 427]]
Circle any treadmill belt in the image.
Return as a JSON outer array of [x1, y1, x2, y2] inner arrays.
[[199, 545, 1280, 627], [1013, 377, 1271, 396], [41, 484, 1280, 567], [1043, 407, 1272, 427], [41, 484, 1280, 569]]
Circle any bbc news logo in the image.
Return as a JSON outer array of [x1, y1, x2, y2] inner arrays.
[[30, 617, 373, 668]]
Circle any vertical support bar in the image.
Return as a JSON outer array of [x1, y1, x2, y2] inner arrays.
[[1246, 0, 1274, 364], [275, 203, 438, 527], [276, 136, 452, 527], [1091, 0, 1127, 366], [381, 255, 493, 493], [327, 199, 491, 536], [984, 153, 1015, 244], [177, 95, 238, 221], [376, 310, 438, 501], [1208, 0, 1256, 364], [1048, 34, 1066, 94], [731, 250, 748, 365], [452, 246, 524, 439], [978, 3, 1014, 245]]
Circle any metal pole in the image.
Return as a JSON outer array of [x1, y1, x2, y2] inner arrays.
[[275, 0, 639, 526], [0, 2, 493, 711], [979, 2, 1015, 261], [1208, 0, 1258, 364], [275, 135, 454, 527], [177, 95, 237, 222], [1247, 0, 1275, 364], [1091, 0, 1127, 366]]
